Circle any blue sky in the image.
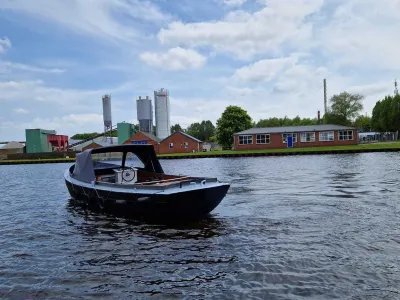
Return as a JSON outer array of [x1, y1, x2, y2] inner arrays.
[[0, 0, 399, 141]]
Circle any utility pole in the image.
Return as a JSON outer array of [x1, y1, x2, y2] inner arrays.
[[323, 78, 327, 124]]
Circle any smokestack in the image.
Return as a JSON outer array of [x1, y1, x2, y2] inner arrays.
[[318, 110, 320, 121]]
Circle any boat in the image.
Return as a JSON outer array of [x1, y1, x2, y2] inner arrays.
[[64, 144, 230, 221]]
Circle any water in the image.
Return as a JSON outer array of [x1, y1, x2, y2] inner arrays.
[[1, 153, 400, 299]]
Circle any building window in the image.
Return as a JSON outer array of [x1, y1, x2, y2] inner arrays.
[[300, 132, 316, 142], [169, 142, 173, 148], [282, 133, 297, 143], [184, 142, 188, 148], [339, 130, 353, 141], [319, 131, 334, 142], [256, 134, 270, 144], [238, 135, 253, 145]]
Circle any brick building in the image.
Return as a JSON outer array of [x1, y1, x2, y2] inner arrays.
[[158, 132, 203, 154], [123, 131, 161, 153], [233, 124, 358, 150]]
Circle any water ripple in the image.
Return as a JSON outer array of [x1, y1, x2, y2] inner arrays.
[[1, 153, 400, 299]]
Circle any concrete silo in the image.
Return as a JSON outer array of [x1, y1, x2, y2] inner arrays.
[[102, 94, 113, 143], [154, 88, 171, 139], [136, 96, 153, 133]]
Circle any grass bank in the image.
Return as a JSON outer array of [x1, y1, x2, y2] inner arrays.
[[157, 142, 400, 159], [0, 158, 75, 165]]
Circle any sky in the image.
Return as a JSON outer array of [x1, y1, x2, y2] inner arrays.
[[0, 0, 399, 141]]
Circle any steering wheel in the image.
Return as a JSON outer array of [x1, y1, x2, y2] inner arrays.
[[121, 167, 136, 182]]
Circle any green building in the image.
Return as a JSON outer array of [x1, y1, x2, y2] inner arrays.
[[25, 129, 57, 153], [117, 122, 136, 144]]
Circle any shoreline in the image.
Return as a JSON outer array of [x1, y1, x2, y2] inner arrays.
[[1, 143, 400, 165], [158, 147, 400, 159]]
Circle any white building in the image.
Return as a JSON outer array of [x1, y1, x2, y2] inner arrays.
[[154, 88, 171, 139]]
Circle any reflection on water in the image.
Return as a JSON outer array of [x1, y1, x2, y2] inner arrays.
[[65, 199, 229, 240], [1, 152, 400, 299]]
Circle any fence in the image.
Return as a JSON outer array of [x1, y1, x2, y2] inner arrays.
[[358, 132, 398, 143]]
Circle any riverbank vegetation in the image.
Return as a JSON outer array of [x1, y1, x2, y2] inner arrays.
[[2, 142, 400, 165], [157, 141, 400, 158]]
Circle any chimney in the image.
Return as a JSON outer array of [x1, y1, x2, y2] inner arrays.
[[318, 110, 321, 121]]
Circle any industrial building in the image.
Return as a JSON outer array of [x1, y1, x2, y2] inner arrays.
[[25, 129, 68, 153], [136, 96, 153, 133], [0, 142, 25, 158], [233, 124, 358, 150], [154, 88, 171, 140], [117, 122, 136, 145]]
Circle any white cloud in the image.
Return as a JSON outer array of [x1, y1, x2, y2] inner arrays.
[[0, 114, 104, 139], [222, 0, 247, 6], [347, 82, 392, 96], [0, 0, 170, 43], [158, 0, 324, 60], [13, 108, 30, 114], [0, 79, 131, 113], [139, 47, 207, 70], [0, 37, 11, 53], [232, 55, 300, 83], [170, 115, 201, 128], [2, 0, 400, 141], [27, 114, 103, 132], [319, 0, 400, 69], [0, 61, 65, 74]]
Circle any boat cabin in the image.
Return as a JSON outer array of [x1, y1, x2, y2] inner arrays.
[[70, 145, 198, 187]]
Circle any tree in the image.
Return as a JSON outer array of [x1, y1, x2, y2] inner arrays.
[[354, 115, 372, 132], [370, 94, 400, 132], [329, 91, 364, 123], [255, 116, 319, 127], [171, 124, 183, 134], [216, 105, 252, 149], [185, 120, 215, 141], [200, 120, 215, 141], [371, 100, 382, 131], [323, 112, 351, 126], [208, 135, 217, 143], [71, 132, 99, 140], [186, 122, 202, 140]]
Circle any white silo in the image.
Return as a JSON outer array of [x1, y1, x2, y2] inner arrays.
[[136, 96, 153, 133], [102, 94, 113, 143], [154, 88, 171, 139]]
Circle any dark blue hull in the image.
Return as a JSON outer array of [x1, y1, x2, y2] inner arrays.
[[65, 179, 229, 222]]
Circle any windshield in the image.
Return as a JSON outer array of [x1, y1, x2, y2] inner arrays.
[[91, 152, 123, 169], [125, 152, 145, 169], [91, 151, 145, 169]]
